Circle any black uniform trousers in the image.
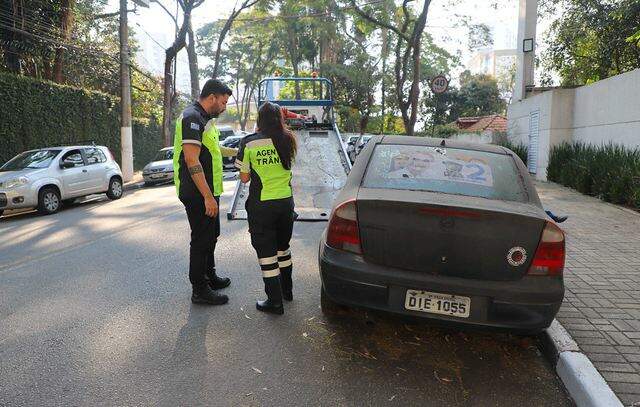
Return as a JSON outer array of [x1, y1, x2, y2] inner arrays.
[[180, 195, 220, 286], [246, 197, 294, 278]]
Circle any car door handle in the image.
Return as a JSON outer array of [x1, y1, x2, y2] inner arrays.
[[82, 169, 88, 173]]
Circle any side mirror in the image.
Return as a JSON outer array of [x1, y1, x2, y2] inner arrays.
[[60, 161, 74, 169]]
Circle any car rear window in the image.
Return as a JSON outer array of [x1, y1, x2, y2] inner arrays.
[[362, 144, 529, 203]]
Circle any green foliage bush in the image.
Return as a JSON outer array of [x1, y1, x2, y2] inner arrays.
[[0, 72, 161, 170], [547, 142, 640, 208], [492, 134, 528, 166]]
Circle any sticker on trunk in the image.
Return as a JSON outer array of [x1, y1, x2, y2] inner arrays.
[[507, 246, 527, 267]]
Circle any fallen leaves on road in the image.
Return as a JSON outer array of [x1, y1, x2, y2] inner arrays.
[[302, 332, 309, 338], [389, 395, 397, 401], [251, 367, 263, 374]]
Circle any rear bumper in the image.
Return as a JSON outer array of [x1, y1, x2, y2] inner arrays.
[[319, 241, 564, 332]]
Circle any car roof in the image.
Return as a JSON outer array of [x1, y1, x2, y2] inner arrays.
[[218, 125, 234, 130], [378, 135, 509, 155], [25, 145, 106, 152]]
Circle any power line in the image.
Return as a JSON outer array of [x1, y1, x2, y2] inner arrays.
[[134, 22, 167, 50], [0, 11, 64, 40], [0, 22, 160, 83], [0, 8, 68, 37]]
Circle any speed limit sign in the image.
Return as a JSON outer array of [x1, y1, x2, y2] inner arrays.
[[430, 75, 449, 94]]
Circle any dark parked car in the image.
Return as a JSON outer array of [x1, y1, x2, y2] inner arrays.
[[221, 135, 243, 170], [348, 135, 372, 164], [319, 136, 565, 333]]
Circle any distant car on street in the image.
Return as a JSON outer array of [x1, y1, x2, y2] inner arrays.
[[319, 136, 565, 333], [348, 135, 372, 163], [142, 147, 174, 186], [221, 135, 243, 171], [218, 125, 236, 141], [0, 145, 123, 217]]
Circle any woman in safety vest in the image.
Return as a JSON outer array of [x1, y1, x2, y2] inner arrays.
[[236, 102, 297, 315]]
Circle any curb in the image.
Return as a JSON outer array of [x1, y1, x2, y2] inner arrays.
[[124, 181, 145, 191], [541, 319, 624, 407]]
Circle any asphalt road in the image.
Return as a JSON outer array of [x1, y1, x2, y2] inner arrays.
[[0, 180, 573, 406]]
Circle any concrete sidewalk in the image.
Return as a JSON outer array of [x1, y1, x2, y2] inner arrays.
[[537, 181, 640, 407], [123, 171, 145, 190]]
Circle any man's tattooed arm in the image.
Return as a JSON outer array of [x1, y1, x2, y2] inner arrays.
[[188, 164, 203, 175]]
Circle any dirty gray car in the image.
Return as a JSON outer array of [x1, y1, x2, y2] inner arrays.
[[142, 147, 174, 186], [319, 136, 565, 333]]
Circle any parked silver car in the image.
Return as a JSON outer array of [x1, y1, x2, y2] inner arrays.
[[142, 147, 174, 185], [0, 145, 123, 217]]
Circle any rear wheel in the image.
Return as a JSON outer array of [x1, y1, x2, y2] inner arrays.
[[38, 187, 61, 215], [106, 177, 123, 200]]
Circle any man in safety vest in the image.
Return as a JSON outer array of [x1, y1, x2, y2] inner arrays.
[[173, 79, 237, 305]]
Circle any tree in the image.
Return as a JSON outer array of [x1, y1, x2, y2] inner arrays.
[[187, 21, 199, 99], [418, 34, 460, 130], [53, 0, 76, 82], [210, 0, 261, 78], [540, 0, 640, 85], [449, 71, 506, 120], [351, 0, 433, 136], [198, 9, 279, 130], [467, 23, 493, 52], [323, 10, 380, 134], [162, 0, 204, 147]]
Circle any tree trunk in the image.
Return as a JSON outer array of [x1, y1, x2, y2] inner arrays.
[[4, 0, 22, 73], [211, 0, 260, 78], [162, 10, 191, 147], [53, 0, 75, 83], [187, 21, 200, 99], [212, 17, 233, 78], [380, 27, 388, 134], [162, 59, 175, 147]]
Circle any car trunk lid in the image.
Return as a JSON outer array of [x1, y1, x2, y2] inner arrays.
[[357, 188, 546, 282]]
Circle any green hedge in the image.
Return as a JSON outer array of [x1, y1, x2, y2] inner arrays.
[[493, 137, 528, 166], [0, 72, 161, 170], [547, 142, 640, 208]]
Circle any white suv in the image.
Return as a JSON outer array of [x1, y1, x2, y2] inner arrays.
[[0, 145, 123, 217]]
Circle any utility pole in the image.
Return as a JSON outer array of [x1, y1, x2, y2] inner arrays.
[[119, 0, 134, 182], [513, 0, 538, 101]]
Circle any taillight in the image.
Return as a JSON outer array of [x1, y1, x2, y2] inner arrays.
[[528, 221, 565, 276], [326, 200, 362, 254]]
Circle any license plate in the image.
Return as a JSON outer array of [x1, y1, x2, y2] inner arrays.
[[150, 174, 165, 179], [404, 290, 471, 318]]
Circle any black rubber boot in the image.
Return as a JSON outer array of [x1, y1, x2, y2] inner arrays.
[[256, 276, 284, 315], [191, 284, 229, 305], [207, 268, 231, 290], [280, 267, 293, 301]]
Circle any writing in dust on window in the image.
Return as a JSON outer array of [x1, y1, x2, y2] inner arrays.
[[387, 149, 494, 187]]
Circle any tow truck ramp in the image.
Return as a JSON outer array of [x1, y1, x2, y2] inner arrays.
[[227, 77, 351, 222]]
